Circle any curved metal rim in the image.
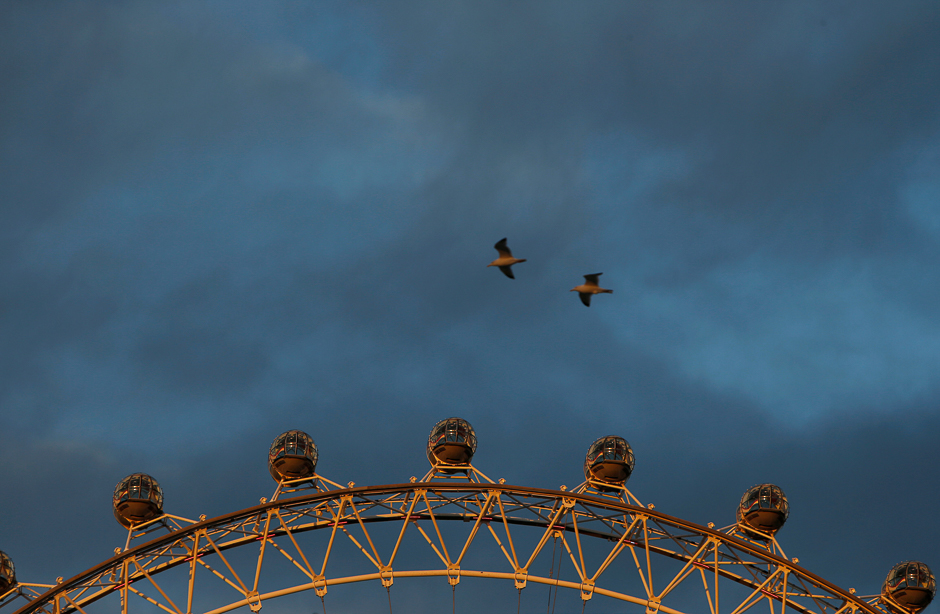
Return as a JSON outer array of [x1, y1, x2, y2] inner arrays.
[[14, 482, 880, 614]]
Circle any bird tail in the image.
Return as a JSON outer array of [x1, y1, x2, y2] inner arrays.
[[602, 289, 613, 294]]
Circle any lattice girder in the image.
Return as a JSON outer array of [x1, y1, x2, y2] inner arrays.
[[10, 483, 884, 614]]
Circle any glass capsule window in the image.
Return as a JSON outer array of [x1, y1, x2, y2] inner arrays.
[[0, 550, 15, 588], [739, 484, 789, 518], [885, 562, 937, 594], [584, 436, 635, 472], [113, 473, 164, 509], [268, 430, 318, 466], [427, 418, 477, 456]]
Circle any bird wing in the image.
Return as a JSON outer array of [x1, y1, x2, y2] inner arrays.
[[499, 265, 515, 279], [579, 293, 592, 307], [494, 237, 513, 258], [583, 273, 602, 286]]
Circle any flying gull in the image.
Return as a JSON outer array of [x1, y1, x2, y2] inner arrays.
[[571, 273, 612, 307], [487, 238, 527, 279]]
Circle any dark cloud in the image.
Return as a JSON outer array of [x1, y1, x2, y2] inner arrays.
[[1, 1, 938, 611], [133, 269, 271, 393], [372, 1, 940, 264]]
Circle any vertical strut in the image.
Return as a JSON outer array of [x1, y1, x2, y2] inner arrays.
[[186, 532, 200, 614], [252, 511, 274, 593]]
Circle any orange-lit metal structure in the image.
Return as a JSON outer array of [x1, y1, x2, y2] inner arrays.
[[0, 421, 931, 614]]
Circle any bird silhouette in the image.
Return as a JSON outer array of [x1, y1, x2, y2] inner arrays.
[[487, 238, 527, 279], [571, 273, 612, 306]]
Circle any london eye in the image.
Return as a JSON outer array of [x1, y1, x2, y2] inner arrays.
[[0, 418, 933, 614]]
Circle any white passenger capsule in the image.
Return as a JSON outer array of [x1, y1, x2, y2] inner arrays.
[[268, 430, 318, 482], [113, 473, 164, 528], [882, 561, 936, 614], [583, 436, 634, 488], [427, 418, 477, 467], [736, 484, 788, 536]]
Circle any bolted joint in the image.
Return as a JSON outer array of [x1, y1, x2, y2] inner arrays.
[[646, 598, 661, 613], [447, 564, 460, 587], [514, 569, 528, 590], [580, 580, 595, 601], [313, 576, 328, 598], [379, 567, 394, 588], [247, 590, 262, 613]]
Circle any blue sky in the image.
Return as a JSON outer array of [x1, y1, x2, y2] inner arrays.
[[1, 1, 938, 611]]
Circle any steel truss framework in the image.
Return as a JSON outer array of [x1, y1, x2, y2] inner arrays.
[[4, 480, 893, 614]]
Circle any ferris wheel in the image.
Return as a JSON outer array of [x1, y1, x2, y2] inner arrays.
[[0, 418, 934, 614]]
